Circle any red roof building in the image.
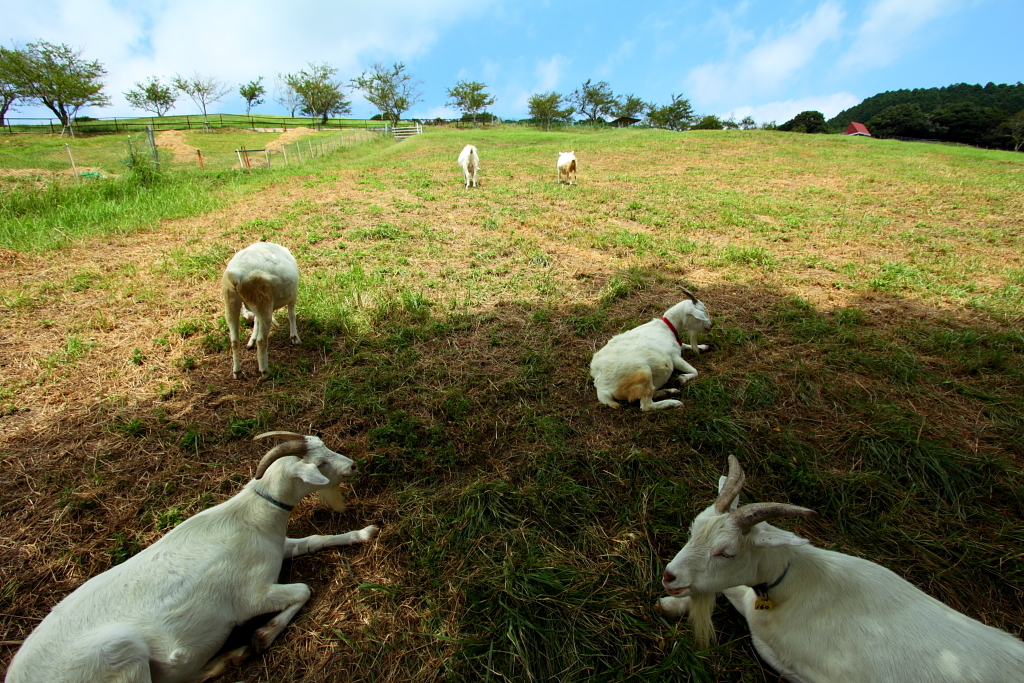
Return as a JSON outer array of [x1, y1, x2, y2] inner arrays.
[[845, 121, 871, 136]]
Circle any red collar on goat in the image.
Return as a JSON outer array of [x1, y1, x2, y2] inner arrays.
[[660, 317, 681, 345]]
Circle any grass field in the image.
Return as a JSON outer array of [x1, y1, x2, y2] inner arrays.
[[0, 126, 1022, 682]]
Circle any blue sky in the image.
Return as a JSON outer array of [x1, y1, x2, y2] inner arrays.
[[5, 0, 1022, 124]]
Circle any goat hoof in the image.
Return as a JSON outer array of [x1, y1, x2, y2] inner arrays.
[[252, 624, 276, 653], [290, 336, 301, 345], [358, 525, 380, 542]]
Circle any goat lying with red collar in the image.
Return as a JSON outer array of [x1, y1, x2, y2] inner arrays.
[[590, 289, 713, 411]]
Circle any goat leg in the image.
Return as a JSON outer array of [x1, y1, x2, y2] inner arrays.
[[198, 645, 251, 682], [251, 583, 312, 653], [283, 525, 379, 559]]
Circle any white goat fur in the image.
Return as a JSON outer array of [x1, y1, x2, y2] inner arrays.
[[4, 433, 378, 683], [557, 151, 577, 184], [458, 144, 480, 188], [658, 456, 1024, 683], [590, 293, 712, 411], [222, 241, 300, 379]]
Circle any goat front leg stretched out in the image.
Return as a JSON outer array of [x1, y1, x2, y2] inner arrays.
[[283, 525, 379, 559]]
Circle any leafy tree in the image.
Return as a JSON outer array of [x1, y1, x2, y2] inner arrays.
[[614, 94, 648, 120], [124, 77, 176, 117], [527, 91, 574, 131], [172, 73, 230, 128], [740, 115, 756, 130], [351, 62, 422, 123], [446, 80, 495, 123], [570, 79, 617, 122], [0, 41, 110, 131], [722, 117, 740, 130], [274, 76, 301, 117], [778, 110, 827, 133], [1001, 110, 1024, 152], [283, 63, 351, 125], [239, 77, 265, 116], [865, 103, 939, 139], [645, 94, 695, 131], [693, 115, 724, 130], [930, 101, 1005, 146], [0, 80, 18, 126]]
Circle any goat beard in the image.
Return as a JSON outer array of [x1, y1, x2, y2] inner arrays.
[[688, 592, 717, 648], [316, 485, 348, 512]]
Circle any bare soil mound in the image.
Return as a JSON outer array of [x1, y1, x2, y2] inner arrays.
[[265, 126, 318, 153], [155, 130, 200, 163]]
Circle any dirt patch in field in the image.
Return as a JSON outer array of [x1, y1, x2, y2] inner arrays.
[[265, 126, 318, 153], [156, 129, 200, 163]]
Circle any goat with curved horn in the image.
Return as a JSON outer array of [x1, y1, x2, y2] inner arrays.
[[255, 437, 310, 479], [731, 502, 818, 533], [713, 455, 745, 513], [658, 457, 1024, 682], [679, 286, 700, 304]]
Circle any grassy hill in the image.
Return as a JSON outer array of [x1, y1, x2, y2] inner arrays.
[[1, 127, 1022, 682]]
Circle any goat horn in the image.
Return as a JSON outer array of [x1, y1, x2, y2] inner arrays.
[[713, 455, 745, 513], [253, 431, 305, 442], [731, 502, 819, 534], [680, 286, 699, 304], [254, 439, 309, 479]]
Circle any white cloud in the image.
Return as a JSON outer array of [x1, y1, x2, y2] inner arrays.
[[840, 0, 961, 69], [7, 0, 492, 117], [724, 92, 860, 125], [598, 40, 635, 77], [686, 1, 845, 105], [534, 54, 569, 93]]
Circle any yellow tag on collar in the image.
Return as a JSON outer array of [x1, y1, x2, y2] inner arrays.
[[754, 598, 774, 611]]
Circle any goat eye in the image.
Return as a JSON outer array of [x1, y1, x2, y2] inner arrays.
[[714, 549, 734, 559]]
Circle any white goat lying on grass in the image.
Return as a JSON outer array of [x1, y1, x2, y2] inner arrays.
[[5, 432, 378, 683], [458, 144, 480, 188], [657, 455, 1024, 683], [222, 241, 300, 379], [590, 288, 713, 411], [557, 150, 577, 184]]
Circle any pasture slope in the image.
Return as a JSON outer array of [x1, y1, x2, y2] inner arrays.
[[1, 126, 1023, 682]]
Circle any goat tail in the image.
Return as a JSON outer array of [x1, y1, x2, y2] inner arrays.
[[232, 270, 274, 312]]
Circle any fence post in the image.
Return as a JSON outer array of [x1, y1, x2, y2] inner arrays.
[[295, 142, 302, 163], [65, 143, 77, 176], [282, 146, 288, 165], [236, 149, 245, 169], [264, 150, 270, 167], [146, 125, 159, 168], [197, 149, 205, 170], [308, 139, 314, 158]]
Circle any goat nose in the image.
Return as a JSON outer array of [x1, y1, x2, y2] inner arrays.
[[663, 570, 676, 584]]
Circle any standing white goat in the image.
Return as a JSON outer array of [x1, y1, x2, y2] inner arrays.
[[557, 150, 577, 185], [657, 456, 1024, 683], [4, 432, 378, 683], [222, 241, 300, 379], [590, 288, 713, 411], [458, 144, 480, 188]]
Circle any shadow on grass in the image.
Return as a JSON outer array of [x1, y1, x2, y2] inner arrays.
[[1, 273, 1022, 682]]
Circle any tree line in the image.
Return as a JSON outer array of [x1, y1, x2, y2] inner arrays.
[[0, 40, 765, 133]]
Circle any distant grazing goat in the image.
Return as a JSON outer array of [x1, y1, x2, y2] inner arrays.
[[222, 241, 300, 379], [557, 150, 577, 184], [590, 288, 712, 411], [458, 144, 480, 188], [4, 431, 378, 683], [657, 455, 1024, 683]]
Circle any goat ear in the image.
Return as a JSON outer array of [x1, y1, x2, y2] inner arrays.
[[717, 476, 740, 510], [751, 529, 810, 548], [294, 461, 329, 486]]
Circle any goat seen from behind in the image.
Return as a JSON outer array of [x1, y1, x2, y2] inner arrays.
[[657, 456, 1024, 682], [4, 431, 378, 683], [458, 144, 480, 188], [590, 288, 712, 411], [222, 241, 300, 379]]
